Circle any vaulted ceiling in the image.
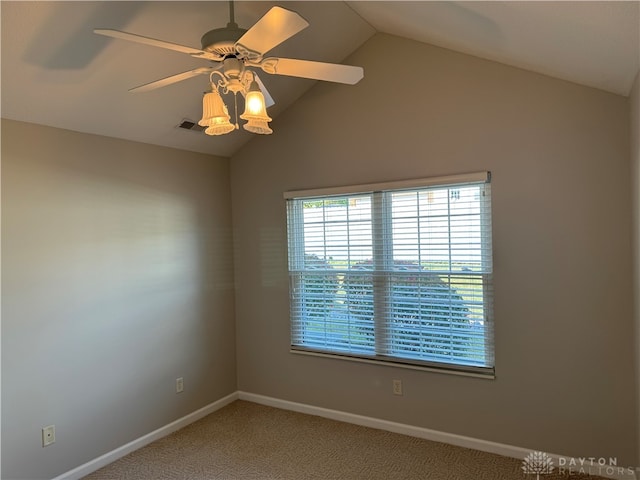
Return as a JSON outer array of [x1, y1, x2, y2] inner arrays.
[[2, 1, 638, 158]]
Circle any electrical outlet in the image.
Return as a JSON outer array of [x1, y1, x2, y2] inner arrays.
[[176, 377, 184, 393], [42, 425, 55, 447], [392, 379, 403, 396]]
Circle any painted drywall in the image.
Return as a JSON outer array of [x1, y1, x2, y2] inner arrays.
[[231, 33, 635, 465], [632, 70, 640, 469], [1, 120, 237, 479]]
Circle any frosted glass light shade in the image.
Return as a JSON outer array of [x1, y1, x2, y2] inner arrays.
[[205, 119, 236, 136], [199, 88, 235, 135], [240, 80, 272, 135], [242, 119, 273, 135]]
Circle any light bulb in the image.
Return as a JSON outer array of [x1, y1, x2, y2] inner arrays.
[[246, 93, 265, 116]]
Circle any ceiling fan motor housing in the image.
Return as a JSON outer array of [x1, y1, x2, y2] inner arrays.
[[201, 26, 247, 57]]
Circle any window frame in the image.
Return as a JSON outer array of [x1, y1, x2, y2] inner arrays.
[[284, 172, 494, 379]]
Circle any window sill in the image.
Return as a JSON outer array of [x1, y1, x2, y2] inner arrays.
[[290, 347, 496, 380]]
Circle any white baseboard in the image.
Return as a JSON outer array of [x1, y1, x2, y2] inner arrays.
[[238, 391, 638, 480], [53, 392, 239, 480], [53, 390, 637, 480]]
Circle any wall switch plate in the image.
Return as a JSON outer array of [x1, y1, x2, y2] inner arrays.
[[42, 425, 55, 447], [393, 379, 403, 396], [176, 377, 184, 393]]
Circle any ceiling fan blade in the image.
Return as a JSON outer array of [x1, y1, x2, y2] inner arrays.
[[254, 74, 275, 108], [94, 29, 222, 61], [258, 58, 364, 85], [235, 7, 308, 60], [128, 67, 217, 93]]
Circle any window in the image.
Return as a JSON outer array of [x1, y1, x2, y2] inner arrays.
[[285, 172, 494, 377]]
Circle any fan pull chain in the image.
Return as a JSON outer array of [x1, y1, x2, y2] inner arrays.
[[233, 92, 239, 129]]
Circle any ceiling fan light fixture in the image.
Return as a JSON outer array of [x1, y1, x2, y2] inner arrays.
[[240, 78, 272, 135], [95, 3, 364, 139], [199, 87, 235, 135]]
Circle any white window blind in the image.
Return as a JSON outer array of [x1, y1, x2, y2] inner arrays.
[[285, 172, 494, 376]]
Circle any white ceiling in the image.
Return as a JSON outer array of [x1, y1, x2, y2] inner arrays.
[[347, 1, 640, 97], [2, 1, 638, 158]]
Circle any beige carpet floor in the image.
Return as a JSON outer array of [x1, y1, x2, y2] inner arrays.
[[83, 400, 610, 480]]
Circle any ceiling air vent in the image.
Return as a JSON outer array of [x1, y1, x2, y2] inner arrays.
[[177, 119, 205, 133]]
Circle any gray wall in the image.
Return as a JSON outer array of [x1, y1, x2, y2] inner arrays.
[[1, 120, 237, 479], [632, 71, 640, 468], [231, 33, 635, 465]]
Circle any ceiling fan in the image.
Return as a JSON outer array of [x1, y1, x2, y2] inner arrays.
[[94, 1, 364, 136]]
